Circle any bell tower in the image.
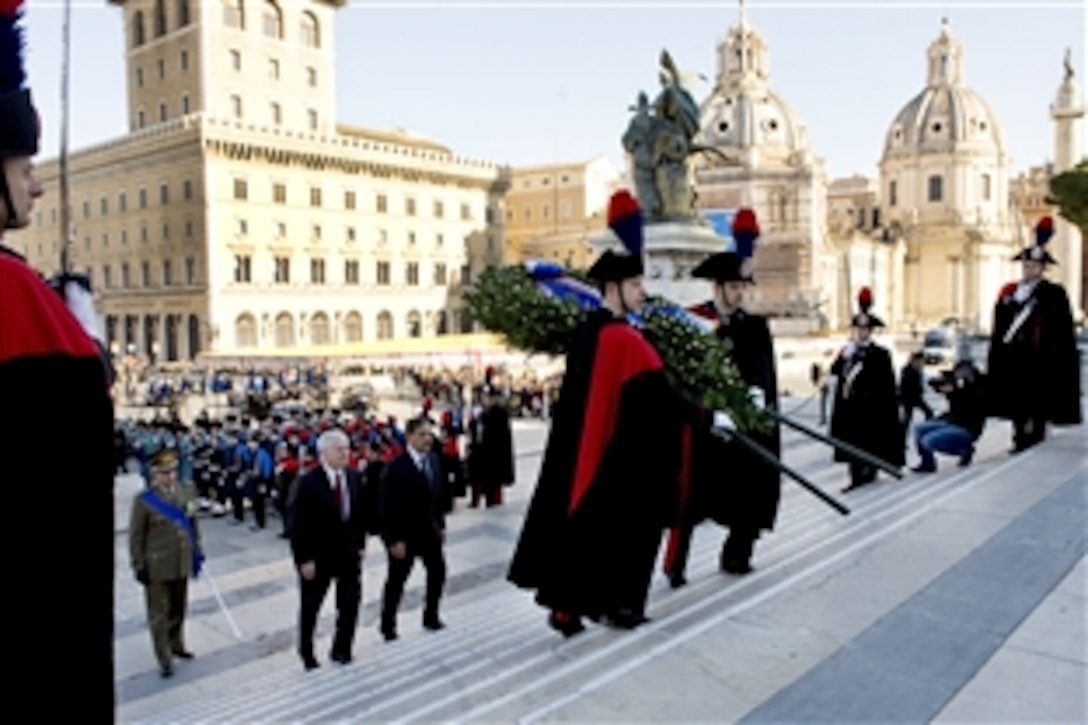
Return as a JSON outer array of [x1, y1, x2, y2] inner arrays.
[[110, 0, 345, 135]]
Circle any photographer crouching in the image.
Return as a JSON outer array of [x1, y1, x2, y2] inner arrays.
[[911, 361, 987, 473]]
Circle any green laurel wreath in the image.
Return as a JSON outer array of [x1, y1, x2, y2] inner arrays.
[[464, 265, 766, 432]]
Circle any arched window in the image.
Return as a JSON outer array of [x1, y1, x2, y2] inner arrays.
[[262, 0, 283, 39], [132, 11, 146, 47], [176, 0, 190, 27], [235, 313, 258, 348], [344, 311, 363, 342], [188, 314, 201, 359], [406, 310, 422, 338], [153, 0, 167, 38], [274, 312, 294, 348], [310, 312, 330, 345], [223, 0, 244, 30], [300, 11, 320, 47], [436, 310, 448, 335], [377, 311, 393, 340]]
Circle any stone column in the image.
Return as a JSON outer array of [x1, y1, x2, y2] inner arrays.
[[1050, 58, 1085, 318]]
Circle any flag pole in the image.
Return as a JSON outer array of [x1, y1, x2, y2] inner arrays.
[[58, 0, 73, 276]]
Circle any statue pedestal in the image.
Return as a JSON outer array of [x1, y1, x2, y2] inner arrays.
[[591, 221, 725, 308]]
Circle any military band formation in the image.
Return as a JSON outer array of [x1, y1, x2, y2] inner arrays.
[[0, 0, 1082, 717]]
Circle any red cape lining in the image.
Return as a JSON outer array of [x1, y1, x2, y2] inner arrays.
[[568, 323, 663, 515], [0, 253, 100, 365]]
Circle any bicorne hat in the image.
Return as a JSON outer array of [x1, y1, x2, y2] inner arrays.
[[587, 190, 645, 283], [692, 207, 761, 283], [0, 0, 38, 160], [1012, 217, 1058, 265], [851, 287, 886, 329]]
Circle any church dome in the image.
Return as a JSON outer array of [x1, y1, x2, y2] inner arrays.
[[882, 21, 1006, 162], [701, 88, 810, 162], [698, 15, 812, 166]]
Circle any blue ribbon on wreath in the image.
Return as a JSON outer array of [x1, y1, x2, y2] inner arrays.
[[523, 260, 715, 334]]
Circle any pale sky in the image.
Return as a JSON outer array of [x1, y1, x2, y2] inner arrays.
[[20, 1, 1088, 179]]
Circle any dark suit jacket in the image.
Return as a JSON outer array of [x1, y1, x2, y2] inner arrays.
[[289, 467, 370, 572], [379, 450, 447, 548]]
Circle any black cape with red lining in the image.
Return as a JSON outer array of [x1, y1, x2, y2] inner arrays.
[[986, 279, 1081, 426], [0, 246, 116, 716], [687, 304, 782, 532], [507, 309, 703, 617]]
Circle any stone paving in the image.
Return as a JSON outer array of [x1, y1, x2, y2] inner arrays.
[[115, 384, 1086, 723]]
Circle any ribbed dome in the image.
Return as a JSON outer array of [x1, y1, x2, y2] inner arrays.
[[882, 21, 1006, 162], [701, 89, 809, 161]]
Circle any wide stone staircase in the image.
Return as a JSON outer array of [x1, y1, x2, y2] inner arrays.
[[115, 394, 1086, 723]]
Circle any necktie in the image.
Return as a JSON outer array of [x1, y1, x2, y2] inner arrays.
[[421, 455, 433, 484], [333, 472, 346, 521]]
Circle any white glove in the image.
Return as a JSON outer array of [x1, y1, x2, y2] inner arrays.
[[748, 386, 765, 411], [843, 341, 858, 359], [60, 276, 104, 344], [712, 410, 736, 433]]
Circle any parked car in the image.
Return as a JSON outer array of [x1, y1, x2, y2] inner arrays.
[[922, 327, 957, 364]]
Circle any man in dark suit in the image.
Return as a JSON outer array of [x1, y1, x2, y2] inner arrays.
[[467, 386, 516, 507], [288, 429, 371, 670], [379, 416, 449, 641]]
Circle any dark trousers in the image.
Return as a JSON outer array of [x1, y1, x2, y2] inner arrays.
[[298, 564, 361, 659], [1013, 413, 1047, 450], [244, 476, 268, 528], [381, 539, 446, 633], [145, 579, 188, 669], [471, 481, 503, 507], [849, 461, 877, 487], [720, 527, 758, 569]]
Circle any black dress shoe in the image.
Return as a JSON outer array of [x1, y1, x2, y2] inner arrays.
[[959, 449, 974, 467], [160, 665, 174, 678], [668, 573, 687, 589], [911, 464, 937, 474], [330, 652, 353, 665], [720, 559, 753, 575], [603, 610, 649, 629], [172, 649, 194, 659], [301, 654, 320, 671], [548, 612, 586, 638], [422, 618, 446, 632], [380, 629, 398, 642]]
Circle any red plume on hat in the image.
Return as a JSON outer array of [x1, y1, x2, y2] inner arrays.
[[607, 190, 643, 257], [858, 287, 873, 313], [1034, 216, 1054, 247]]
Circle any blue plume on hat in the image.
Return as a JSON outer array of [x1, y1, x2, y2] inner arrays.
[[607, 190, 643, 257], [0, 0, 26, 96]]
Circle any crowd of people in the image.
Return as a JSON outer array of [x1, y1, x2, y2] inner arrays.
[[125, 383, 517, 676]]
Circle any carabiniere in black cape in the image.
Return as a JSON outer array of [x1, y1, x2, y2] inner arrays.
[[987, 279, 1082, 434], [507, 308, 701, 621], [829, 341, 905, 487], [665, 307, 782, 579]]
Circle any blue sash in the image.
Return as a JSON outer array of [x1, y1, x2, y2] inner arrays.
[[140, 489, 204, 577]]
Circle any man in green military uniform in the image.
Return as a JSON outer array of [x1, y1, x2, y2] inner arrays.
[[129, 449, 204, 677]]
